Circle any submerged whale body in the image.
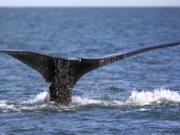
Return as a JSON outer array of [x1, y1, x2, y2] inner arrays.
[[0, 42, 179, 105]]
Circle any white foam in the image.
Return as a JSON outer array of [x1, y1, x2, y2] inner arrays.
[[127, 88, 180, 106], [0, 100, 17, 112], [72, 88, 180, 107], [0, 88, 179, 112], [72, 96, 103, 105], [22, 91, 49, 104], [0, 100, 8, 107]]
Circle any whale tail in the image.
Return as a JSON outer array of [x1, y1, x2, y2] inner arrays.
[[0, 42, 179, 105]]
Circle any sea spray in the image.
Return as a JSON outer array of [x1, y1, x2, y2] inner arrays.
[[127, 88, 180, 106], [0, 88, 179, 112]]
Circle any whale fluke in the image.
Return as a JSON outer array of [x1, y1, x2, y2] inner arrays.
[[0, 42, 179, 105]]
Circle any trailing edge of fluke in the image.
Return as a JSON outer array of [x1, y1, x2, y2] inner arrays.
[[0, 42, 179, 105]]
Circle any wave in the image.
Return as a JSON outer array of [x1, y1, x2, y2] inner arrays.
[[0, 88, 180, 112]]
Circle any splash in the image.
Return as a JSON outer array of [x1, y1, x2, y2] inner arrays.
[[127, 88, 180, 106], [0, 100, 17, 112], [22, 91, 49, 104], [72, 88, 180, 107], [0, 88, 179, 112]]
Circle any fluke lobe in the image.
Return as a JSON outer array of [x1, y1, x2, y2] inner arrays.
[[0, 42, 179, 105]]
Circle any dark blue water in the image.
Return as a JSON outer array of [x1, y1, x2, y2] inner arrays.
[[0, 8, 180, 135]]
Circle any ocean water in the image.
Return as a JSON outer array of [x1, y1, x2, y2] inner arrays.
[[0, 8, 180, 135]]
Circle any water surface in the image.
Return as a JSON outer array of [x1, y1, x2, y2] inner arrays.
[[0, 8, 180, 135]]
